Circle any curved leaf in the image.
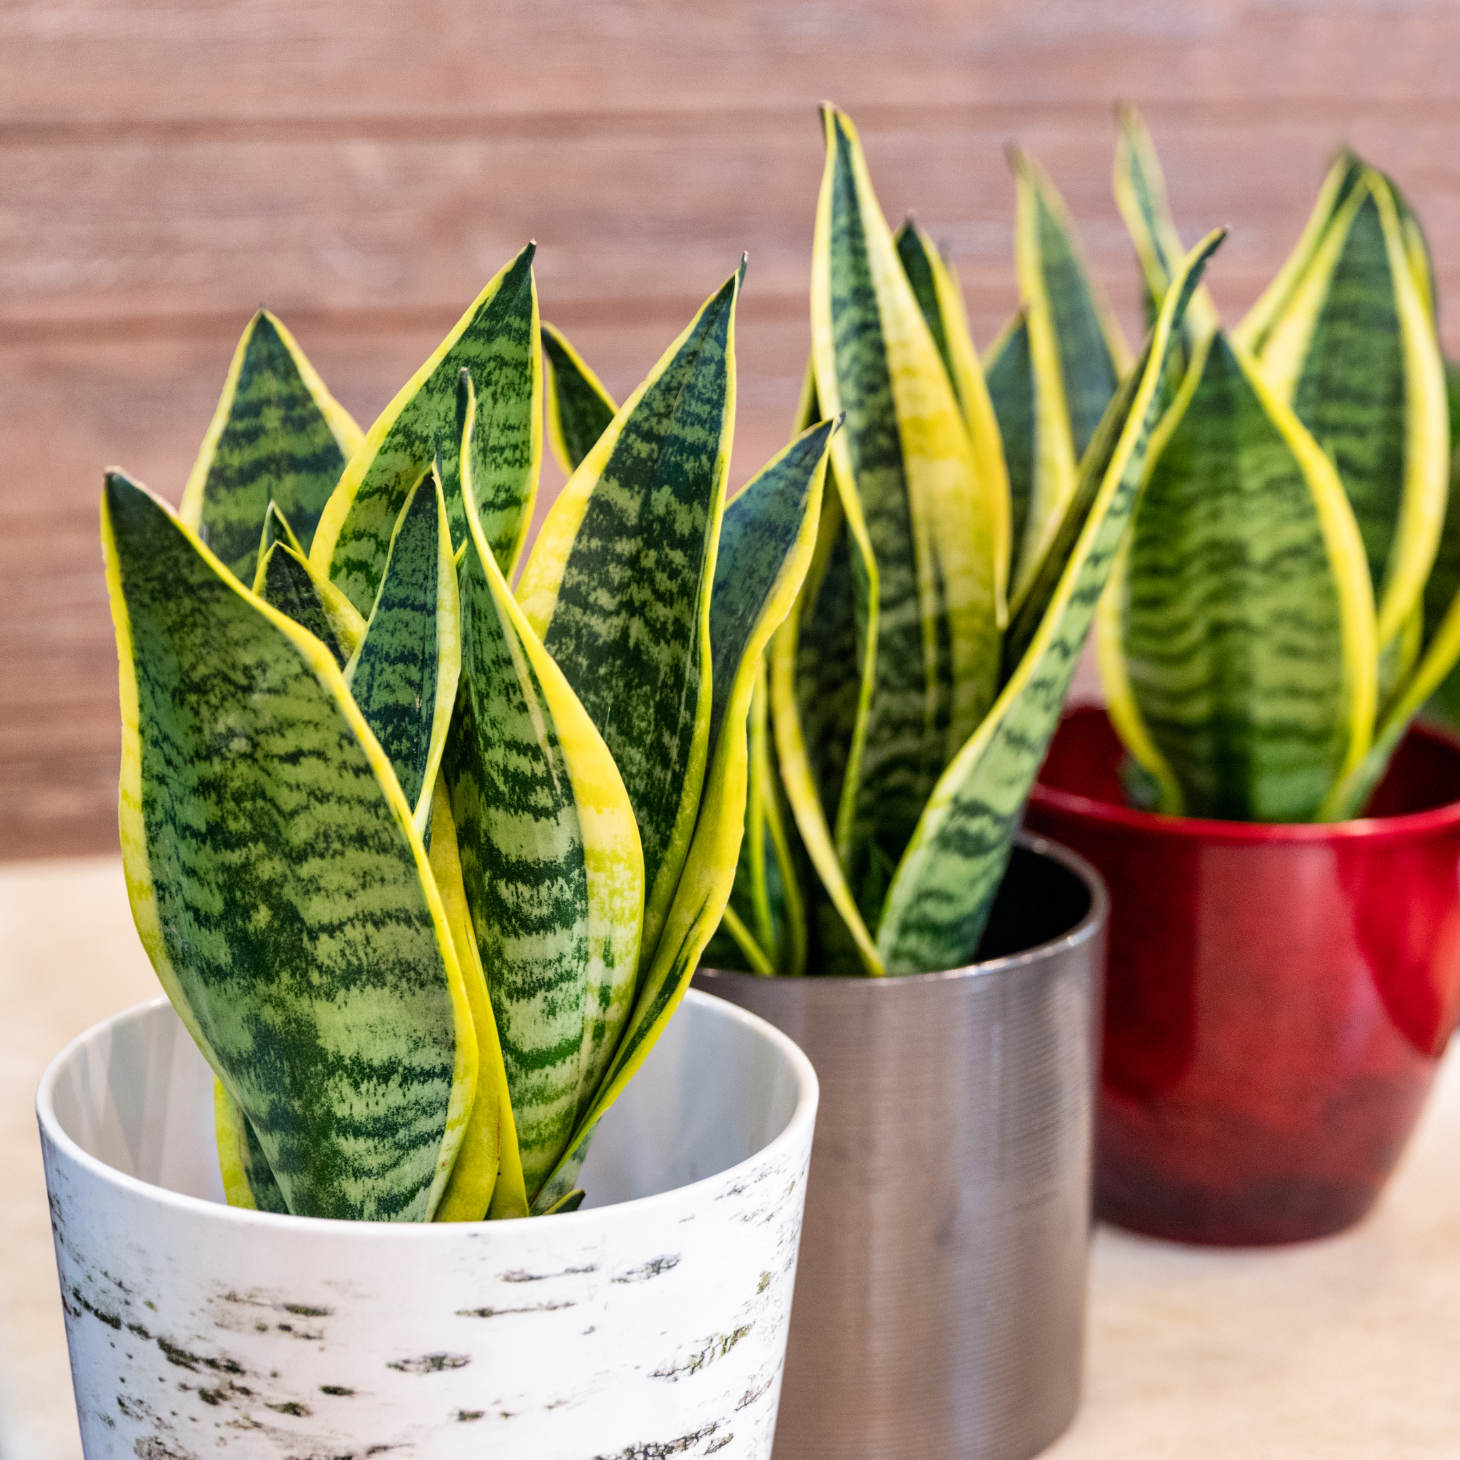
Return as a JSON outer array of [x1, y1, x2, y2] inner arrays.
[[1247, 167, 1448, 650], [875, 232, 1224, 973], [538, 419, 832, 1204], [344, 468, 461, 833], [180, 310, 362, 585], [1098, 333, 1377, 822], [812, 105, 1002, 920], [312, 245, 540, 612], [103, 471, 476, 1221], [1011, 147, 1130, 603], [542, 323, 618, 474], [446, 467, 643, 1205], [517, 268, 741, 967]]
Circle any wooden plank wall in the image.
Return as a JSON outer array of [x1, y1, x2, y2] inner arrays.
[[4, 0, 1460, 858]]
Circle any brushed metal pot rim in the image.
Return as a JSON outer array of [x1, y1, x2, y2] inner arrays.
[[36, 988, 819, 1238], [705, 831, 1108, 988]]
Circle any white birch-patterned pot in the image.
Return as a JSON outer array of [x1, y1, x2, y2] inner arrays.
[[37, 989, 817, 1460]]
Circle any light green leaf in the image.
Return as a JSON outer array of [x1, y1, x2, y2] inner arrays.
[[445, 464, 643, 1206], [103, 471, 476, 1221], [1097, 333, 1377, 822], [875, 232, 1224, 974], [538, 418, 832, 1204], [180, 310, 362, 586], [542, 323, 618, 474], [517, 267, 741, 969], [812, 105, 1002, 923], [312, 245, 541, 612], [344, 468, 461, 834]]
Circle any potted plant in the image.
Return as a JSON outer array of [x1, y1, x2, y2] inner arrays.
[[687, 107, 1219, 1460], [1027, 107, 1460, 1246], [39, 248, 829, 1458]]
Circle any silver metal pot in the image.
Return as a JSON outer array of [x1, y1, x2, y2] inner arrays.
[[696, 834, 1107, 1460]]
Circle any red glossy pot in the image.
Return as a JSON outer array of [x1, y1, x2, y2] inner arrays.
[[1026, 705, 1460, 1245]]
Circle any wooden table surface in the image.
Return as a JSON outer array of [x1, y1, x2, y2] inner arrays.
[[4, 854, 1458, 1458]]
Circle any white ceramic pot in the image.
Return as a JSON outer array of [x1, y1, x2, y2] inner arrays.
[[37, 989, 817, 1460]]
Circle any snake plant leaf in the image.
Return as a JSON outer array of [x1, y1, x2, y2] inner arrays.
[[542, 323, 618, 474], [427, 785, 527, 1222], [214, 1081, 289, 1214], [180, 310, 363, 587], [1111, 103, 1221, 347], [537, 419, 831, 1206], [344, 469, 461, 834], [103, 471, 477, 1221], [984, 312, 1035, 585], [258, 500, 304, 565], [894, 217, 1012, 590], [1236, 151, 1366, 359], [812, 105, 1003, 921], [1421, 364, 1460, 727], [312, 245, 541, 612], [1244, 165, 1448, 652], [1010, 148, 1130, 607], [254, 542, 360, 669], [445, 469, 643, 1205], [1096, 332, 1377, 822], [875, 232, 1223, 973], [517, 267, 741, 968]]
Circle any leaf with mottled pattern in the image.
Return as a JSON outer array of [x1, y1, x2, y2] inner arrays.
[[812, 105, 1002, 924], [344, 468, 461, 833], [875, 232, 1223, 973], [517, 268, 741, 969], [537, 417, 831, 1204], [214, 1081, 289, 1214], [180, 310, 362, 586], [445, 461, 643, 1206], [542, 323, 618, 474], [984, 312, 1035, 588], [1096, 332, 1376, 822], [103, 470, 476, 1221], [1010, 148, 1130, 605], [312, 245, 541, 612], [254, 542, 361, 668]]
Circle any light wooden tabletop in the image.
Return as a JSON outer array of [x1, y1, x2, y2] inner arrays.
[[4, 855, 1458, 1458]]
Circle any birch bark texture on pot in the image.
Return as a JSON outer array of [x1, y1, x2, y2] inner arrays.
[[37, 990, 817, 1460], [697, 836, 1108, 1460]]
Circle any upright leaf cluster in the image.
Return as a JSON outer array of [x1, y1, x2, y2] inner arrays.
[[1100, 108, 1459, 822], [105, 250, 831, 1220], [708, 105, 1221, 976]]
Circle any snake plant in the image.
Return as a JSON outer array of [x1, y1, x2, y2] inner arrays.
[[693, 105, 1220, 977], [1098, 107, 1459, 822], [104, 248, 832, 1221]]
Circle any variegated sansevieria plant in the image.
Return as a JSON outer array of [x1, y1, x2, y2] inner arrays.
[[1098, 107, 1458, 823], [695, 104, 1222, 977], [104, 246, 833, 1221]]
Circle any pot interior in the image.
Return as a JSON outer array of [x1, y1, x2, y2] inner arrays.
[[974, 842, 1094, 962], [44, 991, 809, 1214]]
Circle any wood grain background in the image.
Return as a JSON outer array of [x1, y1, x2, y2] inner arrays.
[[5, 0, 1460, 859]]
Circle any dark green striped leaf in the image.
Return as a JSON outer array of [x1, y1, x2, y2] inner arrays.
[[103, 471, 476, 1221], [984, 312, 1035, 586], [312, 246, 540, 612], [180, 310, 362, 586], [517, 268, 741, 967], [215, 1082, 289, 1214], [345, 469, 460, 832], [1099, 333, 1377, 822], [445, 472, 642, 1206], [1246, 165, 1448, 651], [542, 323, 618, 474], [1422, 362, 1460, 727], [812, 105, 1001, 924], [538, 417, 831, 1203], [254, 542, 357, 668], [875, 233, 1223, 973]]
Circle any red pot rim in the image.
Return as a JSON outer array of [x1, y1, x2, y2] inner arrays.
[[1028, 706, 1460, 845]]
